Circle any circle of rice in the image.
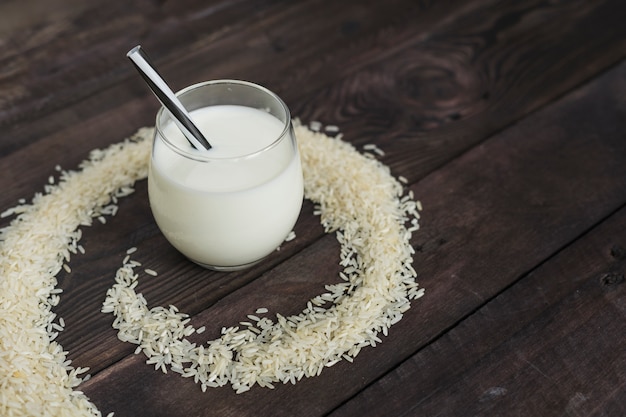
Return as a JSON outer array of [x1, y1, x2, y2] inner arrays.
[[0, 122, 423, 415]]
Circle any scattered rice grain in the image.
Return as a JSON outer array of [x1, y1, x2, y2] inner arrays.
[[309, 120, 322, 131], [363, 143, 385, 156]]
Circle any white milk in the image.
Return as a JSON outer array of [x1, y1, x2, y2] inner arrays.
[[149, 105, 303, 268]]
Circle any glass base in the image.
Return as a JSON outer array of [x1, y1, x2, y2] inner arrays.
[[190, 258, 262, 272]]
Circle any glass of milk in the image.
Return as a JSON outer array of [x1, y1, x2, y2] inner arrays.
[[148, 80, 303, 271]]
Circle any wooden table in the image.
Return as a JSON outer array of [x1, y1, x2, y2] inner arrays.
[[1, 1, 625, 416]]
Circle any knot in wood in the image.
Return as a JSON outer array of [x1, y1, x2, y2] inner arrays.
[[599, 272, 624, 290], [610, 245, 626, 260]]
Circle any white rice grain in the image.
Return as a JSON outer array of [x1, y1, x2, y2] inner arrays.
[[284, 230, 296, 242], [309, 120, 322, 131], [363, 143, 385, 156]]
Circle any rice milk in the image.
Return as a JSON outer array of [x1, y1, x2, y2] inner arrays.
[[149, 104, 303, 269]]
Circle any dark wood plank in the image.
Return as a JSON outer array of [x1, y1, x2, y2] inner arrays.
[[2, 1, 626, 416], [2, 0, 624, 223], [2, 0, 462, 207], [291, 0, 626, 182], [3, 0, 625, 213], [4, 0, 626, 159], [0, 0, 622, 384], [0, 0, 290, 129], [329, 207, 626, 417], [0, 0, 455, 141], [77, 52, 626, 417]]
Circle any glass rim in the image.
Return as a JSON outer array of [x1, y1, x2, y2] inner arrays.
[[154, 79, 292, 162]]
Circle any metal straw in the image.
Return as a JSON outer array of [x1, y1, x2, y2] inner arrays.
[[127, 45, 211, 150]]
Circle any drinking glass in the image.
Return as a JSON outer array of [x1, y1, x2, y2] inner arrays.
[[148, 80, 303, 271]]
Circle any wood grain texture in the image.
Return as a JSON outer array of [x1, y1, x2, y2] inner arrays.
[[79, 42, 626, 417], [331, 205, 626, 417], [1, 0, 625, 416]]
